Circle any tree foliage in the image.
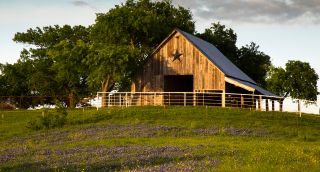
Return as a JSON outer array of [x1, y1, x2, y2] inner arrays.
[[267, 60, 319, 101], [11, 25, 90, 97], [90, 0, 195, 59], [237, 42, 272, 88]]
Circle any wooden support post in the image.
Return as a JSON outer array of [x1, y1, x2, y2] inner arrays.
[[252, 91, 255, 110], [266, 99, 269, 111], [280, 99, 283, 112], [222, 90, 225, 108], [241, 95, 244, 108]]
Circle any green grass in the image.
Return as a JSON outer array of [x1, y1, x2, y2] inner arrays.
[[1, 106, 320, 171]]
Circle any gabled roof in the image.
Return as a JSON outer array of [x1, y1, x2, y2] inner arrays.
[[176, 29, 278, 97], [177, 28, 257, 85]]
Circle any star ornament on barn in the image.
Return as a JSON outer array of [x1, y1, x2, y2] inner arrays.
[[171, 49, 183, 62]]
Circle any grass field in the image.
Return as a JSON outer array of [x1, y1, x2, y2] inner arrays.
[[1, 106, 320, 171]]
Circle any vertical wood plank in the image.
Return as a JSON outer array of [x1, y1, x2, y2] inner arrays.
[[194, 47, 199, 90]]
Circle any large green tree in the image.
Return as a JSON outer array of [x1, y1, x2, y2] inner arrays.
[[85, 43, 140, 107], [6, 25, 91, 107], [90, 0, 195, 59], [12, 24, 90, 96], [267, 60, 319, 101]]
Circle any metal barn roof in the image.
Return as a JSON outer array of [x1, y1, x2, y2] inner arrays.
[[177, 29, 257, 85], [177, 29, 278, 97]]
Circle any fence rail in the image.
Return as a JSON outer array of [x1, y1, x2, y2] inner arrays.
[[0, 95, 94, 109], [96, 92, 320, 115]]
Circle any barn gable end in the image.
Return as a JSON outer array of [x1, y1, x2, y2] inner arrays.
[[131, 29, 226, 93]]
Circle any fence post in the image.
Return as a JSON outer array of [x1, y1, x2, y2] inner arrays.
[[126, 93, 128, 108], [184, 92, 186, 106], [222, 91, 226, 108], [299, 100, 301, 117], [154, 92, 156, 106], [250, 108, 252, 127], [108, 93, 110, 108], [203, 93, 204, 106], [119, 93, 121, 107], [259, 95, 262, 111], [272, 100, 275, 111], [96, 92, 99, 111]]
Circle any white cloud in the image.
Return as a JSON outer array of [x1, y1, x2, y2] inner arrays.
[[71, 1, 99, 10], [172, 0, 320, 25], [0, 1, 97, 27]]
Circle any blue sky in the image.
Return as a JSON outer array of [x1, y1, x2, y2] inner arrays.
[[1, 0, 320, 94]]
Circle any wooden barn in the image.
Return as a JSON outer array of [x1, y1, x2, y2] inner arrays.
[[130, 28, 279, 108]]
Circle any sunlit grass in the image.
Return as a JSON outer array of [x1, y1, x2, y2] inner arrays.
[[1, 106, 320, 171]]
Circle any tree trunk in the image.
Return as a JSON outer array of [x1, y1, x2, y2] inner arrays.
[[101, 74, 112, 108], [69, 93, 76, 108]]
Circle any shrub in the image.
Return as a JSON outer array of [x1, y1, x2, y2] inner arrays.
[[26, 100, 68, 130]]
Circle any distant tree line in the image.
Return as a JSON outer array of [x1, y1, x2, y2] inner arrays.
[[0, 0, 318, 108]]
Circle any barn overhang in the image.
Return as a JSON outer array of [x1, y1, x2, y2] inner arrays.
[[225, 77, 280, 98], [225, 77, 255, 92]]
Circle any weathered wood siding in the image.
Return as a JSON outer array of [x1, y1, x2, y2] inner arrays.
[[131, 31, 225, 94]]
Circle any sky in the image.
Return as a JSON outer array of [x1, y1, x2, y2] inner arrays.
[[1, 0, 320, 94]]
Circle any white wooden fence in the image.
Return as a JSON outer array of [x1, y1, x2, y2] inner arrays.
[[94, 92, 320, 115]]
